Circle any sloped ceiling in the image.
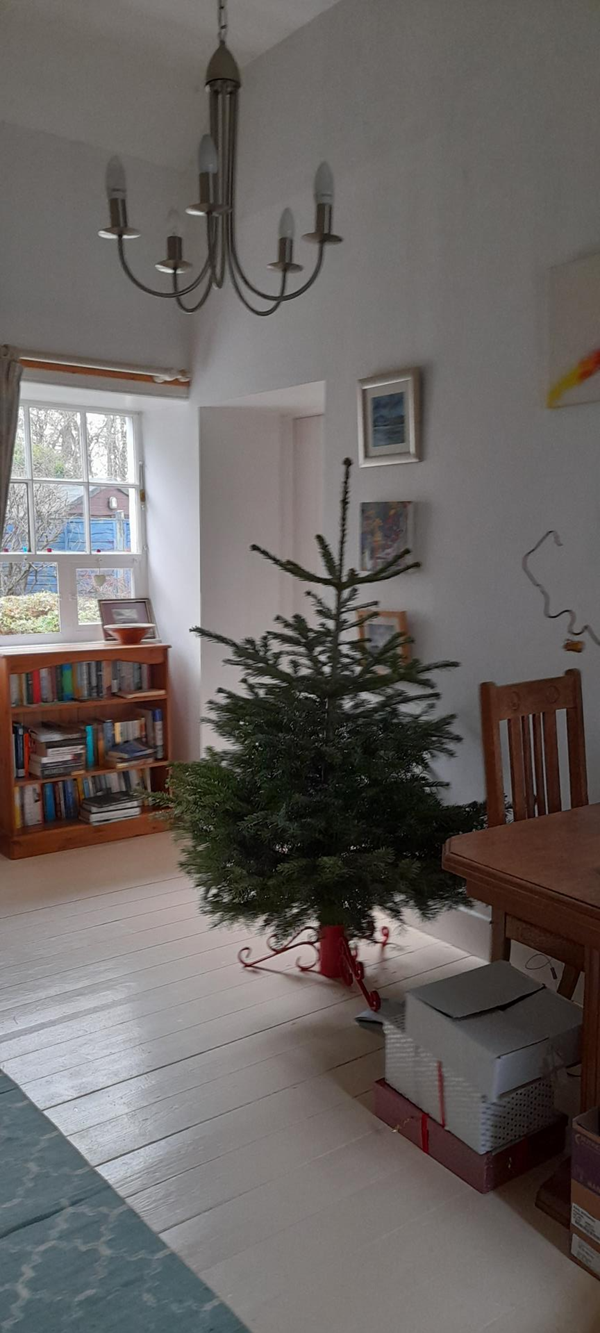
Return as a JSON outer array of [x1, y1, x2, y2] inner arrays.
[[0, 0, 340, 166]]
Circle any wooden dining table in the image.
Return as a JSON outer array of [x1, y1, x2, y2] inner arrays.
[[443, 802, 600, 1112]]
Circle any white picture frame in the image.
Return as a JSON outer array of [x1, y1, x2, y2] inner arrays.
[[358, 368, 421, 466]]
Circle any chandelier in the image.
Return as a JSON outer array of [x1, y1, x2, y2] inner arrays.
[[99, 0, 342, 315]]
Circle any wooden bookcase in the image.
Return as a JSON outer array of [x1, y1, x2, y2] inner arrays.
[[0, 641, 170, 859]]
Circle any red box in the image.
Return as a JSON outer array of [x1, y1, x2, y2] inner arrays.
[[373, 1078, 566, 1193]]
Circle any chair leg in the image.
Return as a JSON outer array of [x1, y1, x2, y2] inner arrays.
[[557, 965, 580, 1000], [490, 907, 511, 962]]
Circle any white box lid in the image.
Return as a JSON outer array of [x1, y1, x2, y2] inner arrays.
[[405, 961, 581, 1099]]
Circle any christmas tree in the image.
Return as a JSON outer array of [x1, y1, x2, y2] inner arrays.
[[165, 458, 483, 944]]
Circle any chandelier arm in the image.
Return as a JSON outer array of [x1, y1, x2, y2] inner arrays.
[[117, 236, 211, 299], [226, 244, 289, 315], [172, 269, 214, 314], [226, 94, 326, 303], [207, 212, 227, 290]]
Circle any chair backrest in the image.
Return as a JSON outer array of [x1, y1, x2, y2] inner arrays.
[[480, 669, 588, 827]]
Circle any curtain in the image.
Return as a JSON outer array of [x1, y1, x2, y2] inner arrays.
[[0, 345, 22, 540]]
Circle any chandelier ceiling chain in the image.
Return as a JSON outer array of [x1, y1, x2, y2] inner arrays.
[[98, 1, 342, 316], [218, 0, 227, 44]]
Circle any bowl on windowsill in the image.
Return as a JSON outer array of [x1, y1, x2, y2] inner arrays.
[[105, 623, 154, 646]]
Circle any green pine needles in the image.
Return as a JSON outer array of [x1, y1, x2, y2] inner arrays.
[[165, 458, 483, 941]]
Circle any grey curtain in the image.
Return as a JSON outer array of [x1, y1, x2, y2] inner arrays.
[[0, 345, 22, 539]]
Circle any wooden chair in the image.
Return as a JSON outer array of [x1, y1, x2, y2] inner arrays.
[[480, 669, 587, 999]]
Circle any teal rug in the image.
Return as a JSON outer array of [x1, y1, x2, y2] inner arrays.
[[0, 1071, 248, 1331]]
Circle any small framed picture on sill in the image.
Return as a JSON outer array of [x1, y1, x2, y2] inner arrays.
[[358, 368, 421, 466], [358, 610, 411, 664], [99, 598, 157, 641]]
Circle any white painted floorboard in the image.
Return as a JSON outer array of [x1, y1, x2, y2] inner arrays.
[[1, 833, 599, 1333]]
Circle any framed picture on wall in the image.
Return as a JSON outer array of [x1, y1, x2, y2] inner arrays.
[[358, 609, 411, 665], [358, 368, 421, 466], [99, 598, 157, 641], [360, 500, 414, 572]]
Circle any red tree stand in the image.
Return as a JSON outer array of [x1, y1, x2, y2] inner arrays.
[[238, 922, 389, 1011]]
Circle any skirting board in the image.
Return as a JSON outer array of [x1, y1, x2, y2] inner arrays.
[[403, 904, 491, 960]]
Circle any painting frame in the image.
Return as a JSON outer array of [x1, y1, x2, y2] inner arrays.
[[359, 500, 414, 573], [99, 597, 157, 642], [358, 609, 411, 665], [358, 368, 421, 467]]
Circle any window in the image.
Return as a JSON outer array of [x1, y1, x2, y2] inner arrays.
[[0, 404, 146, 641]]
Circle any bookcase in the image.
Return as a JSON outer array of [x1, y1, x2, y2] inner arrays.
[[0, 641, 170, 859]]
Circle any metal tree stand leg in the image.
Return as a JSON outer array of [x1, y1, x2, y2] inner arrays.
[[238, 923, 388, 1012]]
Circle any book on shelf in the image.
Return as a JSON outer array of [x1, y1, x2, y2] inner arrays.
[[106, 740, 155, 768], [13, 767, 151, 829], [79, 790, 143, 826], [11, 712, 163, 780], [9, 660, 152, 707]]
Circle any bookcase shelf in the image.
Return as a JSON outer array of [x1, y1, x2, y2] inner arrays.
[[11, 692, 168, 716], [0, 642, 170, 860], [14, 760, 170, 789]]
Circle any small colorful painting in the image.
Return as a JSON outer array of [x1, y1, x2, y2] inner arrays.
[[360, 501, 414, 572], [358, 369, 421, 465], [548, 253, 600, 408]]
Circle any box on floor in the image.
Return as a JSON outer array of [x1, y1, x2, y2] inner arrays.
[[571, 1107, 600, 1280]]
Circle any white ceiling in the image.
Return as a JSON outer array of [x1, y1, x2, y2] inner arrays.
[[0, 0, 340, 166], [20, 0, 341, 70]]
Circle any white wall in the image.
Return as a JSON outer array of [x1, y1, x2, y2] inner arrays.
[[198, 407, 289, 744], [192, 0, 600, 805], [292, 416, 324, 615], [144, 404, 201, 761], [0, 121, 189, 370], [198, 407, 325, 744]]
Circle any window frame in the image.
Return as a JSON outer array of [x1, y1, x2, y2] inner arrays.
[[0, 400, 147, 645]]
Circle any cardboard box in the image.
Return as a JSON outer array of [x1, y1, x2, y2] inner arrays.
[[373, 1078, 567, 1193], [384, 1003, 559, 1155], [405, 961, 581, 1101], [571, 1107, 600, 1280]]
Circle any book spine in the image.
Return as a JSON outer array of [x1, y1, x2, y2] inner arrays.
[[13, 724, 25, 778], [141, 664, 150, 691], [55, 667, 63, 702], [153, 709, 164, 759], [61, 664, 74, 702], [23, 729, 30, 778], [42, 784, 56, 822], [85, 724, 96, 769], [10, 674, 20, 707], [25, 672, 34, 705], [14, 789, 23, 829], [31, 670, 42, 705]]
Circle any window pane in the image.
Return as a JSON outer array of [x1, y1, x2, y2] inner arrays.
[[86, 413, 134, 482], [11, 409, 26, 477], [30, 408, 83, 479], [0, 562, 60, 635], [90, 487, 134, 552], [76, 567, 133, 625], [1, 482, 30, 551], [34, 483, 86, 552]]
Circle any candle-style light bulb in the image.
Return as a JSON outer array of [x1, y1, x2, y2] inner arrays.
[[106, 156, 127, 200], [100, 156, 140, 238], [278, 208, 295, 240], [198, 134, 218, 175], [303, 160, 341, 245], [314, 161, 334, 205], [268, 207, 303, 273], [166, 208, 182, 238]]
